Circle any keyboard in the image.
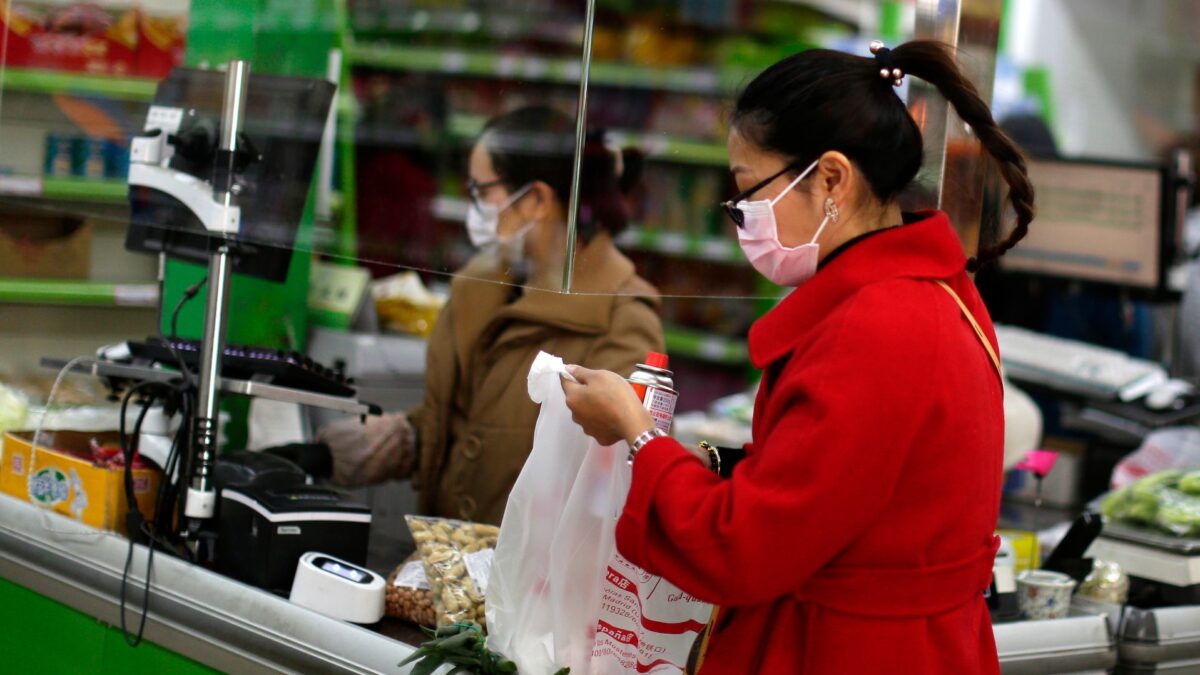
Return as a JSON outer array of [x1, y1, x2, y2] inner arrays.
[[995, 325, 1167, 401], [127, 337, 356, 398]]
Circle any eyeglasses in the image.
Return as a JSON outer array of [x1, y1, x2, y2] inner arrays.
[[466, 178, 506, 211], [720, 161, 803, 228]]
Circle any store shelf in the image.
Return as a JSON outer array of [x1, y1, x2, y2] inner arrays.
[[0, 175, 128, 203], [0, 68, 159, 102], [347, 42, 755, 96], [664, 326, 749, 366], [617, 227, 744, 264], [0, 278, 158, 308], [428, 195, 743, 265], [448, 113, 728, 168]]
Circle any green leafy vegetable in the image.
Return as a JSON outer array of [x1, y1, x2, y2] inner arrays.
[[398, 623, 557, 675]]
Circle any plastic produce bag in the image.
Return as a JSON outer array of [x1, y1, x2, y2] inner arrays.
[[407, 515, 499, 630], [385, 553, 436, 627], [1112, 427, 1200, 489], [487, 352, 711, 674]]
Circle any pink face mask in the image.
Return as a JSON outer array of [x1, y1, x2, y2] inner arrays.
[[734, 160, 835, 286]]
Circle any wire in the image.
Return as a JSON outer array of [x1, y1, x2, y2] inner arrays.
[[117, 381, 162, 646], [161, 275, 207, 387]]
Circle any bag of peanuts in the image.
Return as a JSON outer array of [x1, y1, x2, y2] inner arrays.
[[384, 553, 436, 627], [406, 515, 499, 631]]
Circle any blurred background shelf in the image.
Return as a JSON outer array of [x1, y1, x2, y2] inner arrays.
[[347, 42, 755, 96], [0, 278, 159, 308], [617, 227, 744, 265], [663, 326, 749, 366], [0, 176, 128, 203], [0, 68, 159, 102]]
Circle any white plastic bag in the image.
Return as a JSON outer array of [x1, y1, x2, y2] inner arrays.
[[487, 352, 711, 675], [1112, 427, 1200, 488]]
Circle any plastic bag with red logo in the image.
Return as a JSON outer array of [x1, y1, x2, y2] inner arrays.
[[486, 352, 711, 674]]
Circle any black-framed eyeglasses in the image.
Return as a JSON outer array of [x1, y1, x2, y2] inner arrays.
[[466, 178, 506, 210], [720, 161, 802, 228]]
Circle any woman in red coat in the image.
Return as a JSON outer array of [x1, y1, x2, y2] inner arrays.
[[562, 41, 1035, 673]]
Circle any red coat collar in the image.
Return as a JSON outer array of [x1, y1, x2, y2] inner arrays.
[[749, 210, 966, 369]]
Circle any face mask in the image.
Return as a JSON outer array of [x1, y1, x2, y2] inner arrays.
[[466, 183, 533, 248], [735, 160, 835, 286]]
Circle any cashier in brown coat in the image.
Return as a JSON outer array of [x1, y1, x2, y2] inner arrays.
[[319, 106, 664, 525]]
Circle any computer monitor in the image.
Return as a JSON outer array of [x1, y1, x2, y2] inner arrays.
[[999, 158, 1174, 292], [125, 68, 335, 282]]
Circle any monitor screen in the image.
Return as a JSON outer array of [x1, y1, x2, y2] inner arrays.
[[999, 159, 1164, 290], [126, 68, 335, 282]]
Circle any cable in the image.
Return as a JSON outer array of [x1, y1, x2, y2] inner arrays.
[[117, 382, 164, 647], [160, 275, 207, 387]]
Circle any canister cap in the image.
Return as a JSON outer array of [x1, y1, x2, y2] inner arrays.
[[645, 352, 669, 369]]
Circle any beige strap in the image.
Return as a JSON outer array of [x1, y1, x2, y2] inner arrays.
[[934, 280, 1001, 378]]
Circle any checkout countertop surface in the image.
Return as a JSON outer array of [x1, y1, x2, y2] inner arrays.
[[0, 492, 419, 674]]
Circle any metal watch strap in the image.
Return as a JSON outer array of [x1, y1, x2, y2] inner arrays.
[[629, 428, 666, 462]]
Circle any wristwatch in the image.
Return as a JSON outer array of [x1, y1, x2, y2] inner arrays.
[[628, 428, 666, 463]]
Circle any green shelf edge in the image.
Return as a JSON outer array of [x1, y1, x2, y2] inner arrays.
[[347, 42, 753, 96], [663, 326, 748, 366], [0, 176, 129, 203], [1, 68, 158, 102], [42, 177, 129, 202], [0, 278, 158, 307]]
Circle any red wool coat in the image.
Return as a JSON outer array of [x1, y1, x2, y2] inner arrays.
[[616, 211, 1004, 674]]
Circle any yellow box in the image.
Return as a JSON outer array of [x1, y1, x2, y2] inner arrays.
[[1, 431, 161, 535], [997, 529, 1042, 574]]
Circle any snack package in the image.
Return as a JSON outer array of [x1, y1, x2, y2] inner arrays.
[[385, 553, 437, 627], [135, 8, 186, 78], [406, 515, 499, 630]]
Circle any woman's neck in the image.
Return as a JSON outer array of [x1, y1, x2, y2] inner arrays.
[[820, 201, 903, 262]]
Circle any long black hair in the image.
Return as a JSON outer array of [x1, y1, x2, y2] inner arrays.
[[481, 106, 642, 241], [732, 41, 1035, 270]]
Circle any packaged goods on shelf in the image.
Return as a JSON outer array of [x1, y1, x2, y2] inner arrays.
[[134, 6, 186, 78], [0, 1, 137, 76], [0, 1, 185, 78], [0, 210, 91, 279]]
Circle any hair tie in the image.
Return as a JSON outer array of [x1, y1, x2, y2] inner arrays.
[[869, 40, 903, 87]]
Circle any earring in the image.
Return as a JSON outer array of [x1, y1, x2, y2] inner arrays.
[[824, 197, 840, 223]]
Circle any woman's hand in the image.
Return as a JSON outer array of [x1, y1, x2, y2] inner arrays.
[[561, 365, 655, 446]]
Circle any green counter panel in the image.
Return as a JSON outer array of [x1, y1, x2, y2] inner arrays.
[[0, 577, 216, 674]]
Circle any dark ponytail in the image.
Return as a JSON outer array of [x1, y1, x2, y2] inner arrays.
[[481, 106, 640, 241], [732, 40, 1035, 269], [890, 41, 1035, 269]]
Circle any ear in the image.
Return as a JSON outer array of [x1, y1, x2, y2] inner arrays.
[[517, 180, 556, 220], [816, 151, 854, 203]]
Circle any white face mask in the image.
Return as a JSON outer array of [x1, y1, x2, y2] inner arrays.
[[734, 160, 834, 286], [466, 183, 533, 249]]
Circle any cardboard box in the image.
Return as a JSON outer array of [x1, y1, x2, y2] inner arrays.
[[0, 212, 91, 278], [0, 430, 160, 535]]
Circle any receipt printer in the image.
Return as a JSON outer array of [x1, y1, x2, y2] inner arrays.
[[215, 484, 370, 594]]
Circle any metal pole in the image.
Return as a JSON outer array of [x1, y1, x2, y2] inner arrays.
[[561, 0, 597, 293], [185, 60, 250, 527]]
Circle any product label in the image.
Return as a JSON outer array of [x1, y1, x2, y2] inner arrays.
[[29, 467, 69, 506], [277, 525, 302, 535], [11, 452, 25, 476], [464, 548, 495, 595], [394, 560, 430, 590], [643, 387, 678, 434]]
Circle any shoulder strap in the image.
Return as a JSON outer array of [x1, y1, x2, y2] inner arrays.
[[934, 280, 1002, 378]]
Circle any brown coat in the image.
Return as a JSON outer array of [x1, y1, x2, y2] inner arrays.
[[408, 239, 663, 524]]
